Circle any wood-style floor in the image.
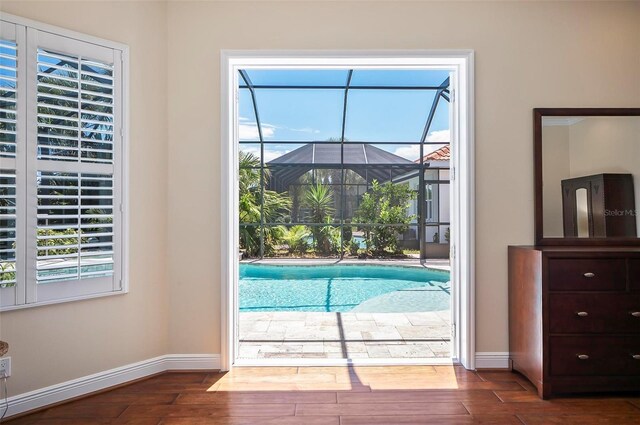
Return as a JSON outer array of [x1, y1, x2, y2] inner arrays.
[[5, 366, 640, 424]]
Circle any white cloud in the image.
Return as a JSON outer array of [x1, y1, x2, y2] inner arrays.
[[238, 116, 321, 139], [425, 129, 450, 144], [264, 147, 289, 162], [238, 118, 276, 140], [240, 145, 291, 163], [238, 124, 275, 139], [392, 130, 450, 161], [393, 145, 421, 161], [287, 127, 321, 134], [262, 125, 276, 138], [238, 124, 260, 140]]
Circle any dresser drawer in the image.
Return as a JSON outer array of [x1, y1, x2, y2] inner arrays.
[[549, 336, 640, 376], [549, 294, 640, 333], [631, 259, 640, 291], [548, 259, 626, 291]]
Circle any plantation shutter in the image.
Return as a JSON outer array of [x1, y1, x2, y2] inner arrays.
[[0, 22, 25, 307], [0, 170, 18, 307], [0, 34, 18, 158], [25, 29, 123, 303]]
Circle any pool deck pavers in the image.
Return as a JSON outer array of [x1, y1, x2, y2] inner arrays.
[[239, 310, 451, 360]]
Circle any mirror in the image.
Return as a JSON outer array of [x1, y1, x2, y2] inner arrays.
[[535, 108, 640, 245]]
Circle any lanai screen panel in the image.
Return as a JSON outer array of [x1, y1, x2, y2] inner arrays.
[[238, 68, 450, 259]]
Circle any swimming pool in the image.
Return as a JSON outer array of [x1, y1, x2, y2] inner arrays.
[[239, 264, 450, 313]]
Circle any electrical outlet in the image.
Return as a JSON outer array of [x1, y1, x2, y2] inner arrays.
[[0, 357, 11, 378]]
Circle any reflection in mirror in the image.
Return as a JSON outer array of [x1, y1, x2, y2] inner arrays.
[[575, 188, 589, 238], [542, 115, 640, 238]]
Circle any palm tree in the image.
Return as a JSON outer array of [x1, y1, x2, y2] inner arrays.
[[304, 182, 334, 223], [304, 183, 334, 254], [238, 151, 291, 257]]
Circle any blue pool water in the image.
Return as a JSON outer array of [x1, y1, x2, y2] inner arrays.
[[239, 264, 450, 313]]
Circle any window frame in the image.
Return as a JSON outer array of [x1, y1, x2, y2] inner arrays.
[[0, 13, 129, 311]]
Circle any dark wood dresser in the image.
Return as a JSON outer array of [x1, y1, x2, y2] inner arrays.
[[508, 246, 640, 398]]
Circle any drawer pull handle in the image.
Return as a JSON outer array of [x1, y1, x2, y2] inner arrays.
[[632, 312, 640, 318], [576, 311, 589, 317], [577, 354, 589, 360], [583, 272, 595, 278], [632, 355, 640, 360]]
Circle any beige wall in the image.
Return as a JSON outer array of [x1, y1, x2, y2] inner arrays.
[[542, 125, 570, 237], [165, 0, 640, 356], [0, 1, 170, 395], [1, 0, 639, 396]]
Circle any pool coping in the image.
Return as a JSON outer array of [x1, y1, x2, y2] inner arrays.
[[240, 258, 451, 273]]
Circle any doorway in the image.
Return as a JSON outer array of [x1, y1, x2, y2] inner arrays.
[[221, 51, 475, 370]]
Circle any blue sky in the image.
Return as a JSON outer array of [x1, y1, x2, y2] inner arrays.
[[238, 69, 450, 162]]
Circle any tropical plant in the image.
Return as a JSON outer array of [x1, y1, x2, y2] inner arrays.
[[304, 183, 334, 223], [281, 225, 310, 255], [354, 180, 416, 255], [314, 218, 344, 255], [36, 228, 84, 257], [262, 225, 287, 256], [303, 183, 335, 254], [342, 221, 353, 243], [325, 222, 344, 255], [35, 67, 113, 161], [238, 151, 291, 257], [348, 240, 360, 257], [0, 262, 15, 287]]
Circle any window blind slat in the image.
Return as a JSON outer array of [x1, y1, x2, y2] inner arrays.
[[0, 169, 17, 288], [0, 39, 18, 159], [36, 48, 114, 164], [36, 171, 114, 283]]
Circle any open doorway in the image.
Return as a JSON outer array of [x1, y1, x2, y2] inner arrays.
[[221, 52, 474, 369]]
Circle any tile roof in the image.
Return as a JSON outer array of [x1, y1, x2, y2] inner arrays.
[[416, 145, 450, 163]]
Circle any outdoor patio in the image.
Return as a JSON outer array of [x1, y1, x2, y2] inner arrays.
[[238, 310, 451, 360]]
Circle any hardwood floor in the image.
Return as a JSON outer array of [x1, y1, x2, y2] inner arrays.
[[5, 366, 640, 424]]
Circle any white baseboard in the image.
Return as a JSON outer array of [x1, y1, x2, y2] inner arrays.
[[3, 354, 220, 418], [164, 354, 221, 371], [475, 352, 510, 369]]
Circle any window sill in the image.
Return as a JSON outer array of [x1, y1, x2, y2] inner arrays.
[[0, 289, 128, 312]]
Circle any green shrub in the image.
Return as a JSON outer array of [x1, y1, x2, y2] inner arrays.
[[320, 221, 343, 255], [282, 225, 310, 255], [354, 180, 416, 255], [37, 228, 83, 257], [348, 240, 360, 256]]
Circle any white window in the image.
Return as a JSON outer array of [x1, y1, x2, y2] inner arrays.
[[0, 15, 128, 309]]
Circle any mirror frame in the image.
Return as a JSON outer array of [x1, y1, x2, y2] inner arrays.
[[534, 107, 640, 246]]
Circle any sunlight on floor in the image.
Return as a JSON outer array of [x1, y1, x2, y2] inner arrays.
[[206, 366, 463, 392]]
